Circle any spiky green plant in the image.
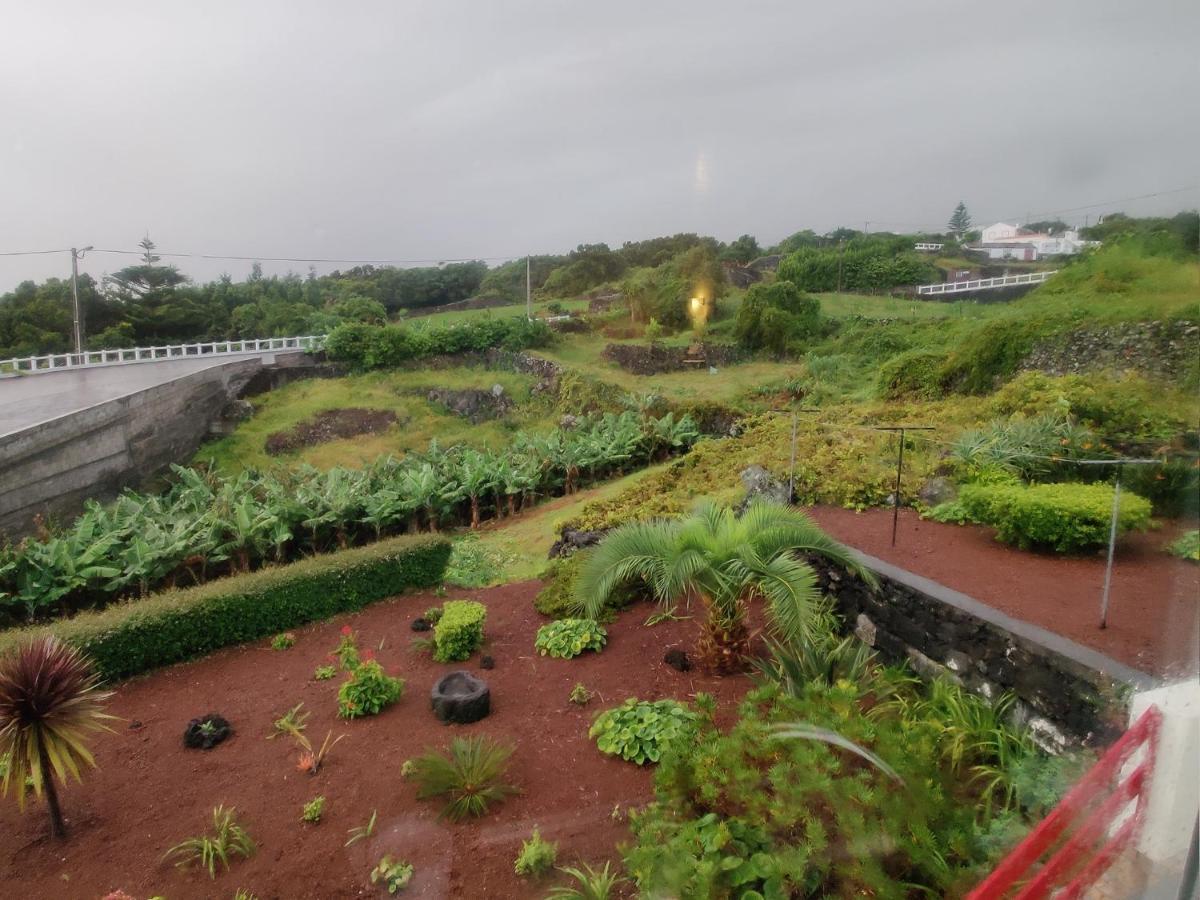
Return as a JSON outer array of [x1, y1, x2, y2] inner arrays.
[[163, 805, 256, 877], [576, 499, 873, 672], [410, 735, 517, 821], [0, 636, 114, 837], [545, 861, 625, 899]]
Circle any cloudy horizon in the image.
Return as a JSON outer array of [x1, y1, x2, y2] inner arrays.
[[2, 0, 1197, 291]]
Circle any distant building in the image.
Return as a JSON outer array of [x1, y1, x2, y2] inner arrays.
[[969, 222, 1096, 260]]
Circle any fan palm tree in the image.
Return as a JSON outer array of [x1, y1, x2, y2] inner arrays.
[[576, 499, 875, 673], [0, 637, 114, 838]]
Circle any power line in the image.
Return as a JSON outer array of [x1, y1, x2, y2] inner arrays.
[[0, 248, 71, 257], [88, 249, 534, 266]]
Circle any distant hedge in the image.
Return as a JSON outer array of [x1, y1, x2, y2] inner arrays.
[[325, 317, 552, 370], [0, 534, 450, 682], [958, 482, 1151, 554]]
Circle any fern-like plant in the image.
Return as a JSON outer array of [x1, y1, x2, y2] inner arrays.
[[410, 735, 517, 821], [576, 499, 872, 672], [546, 861, 625, 899], [164, 805, 256, 878], [0, 636, 114, 838]]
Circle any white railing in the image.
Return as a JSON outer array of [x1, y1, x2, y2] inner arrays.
[[914, 242, 945, 251], [1, 335, 326, 375], [916, 270, 1057, 296]]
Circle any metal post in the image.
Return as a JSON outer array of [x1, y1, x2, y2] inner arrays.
[[788, 412, 798, 501], [70, 248, 83, 360], [891, 428, 905, 547], [526, 255, 532, 320], [1099, 473, 1122, 629]]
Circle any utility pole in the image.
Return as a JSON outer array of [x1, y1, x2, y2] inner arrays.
[[70, 246, 93, 361], [836, 240, 845, 294], [526, 255, 532, 320], [874, 424, 934, 546]]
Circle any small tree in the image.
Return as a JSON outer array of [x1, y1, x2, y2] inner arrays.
[[947, 202, 972, 239], [0, 637, 114, 838], [733, 281, 820, 355]]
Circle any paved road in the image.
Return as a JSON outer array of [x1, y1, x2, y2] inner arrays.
[[0, 355, 273, 438]]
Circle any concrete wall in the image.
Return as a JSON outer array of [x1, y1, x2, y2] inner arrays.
[[0, 358, 266, 536], [814, 551, 1157, 749]]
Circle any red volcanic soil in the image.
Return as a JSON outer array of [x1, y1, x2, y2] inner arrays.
[[806, 506, 1200, 679], [0, 582, 750, 900]]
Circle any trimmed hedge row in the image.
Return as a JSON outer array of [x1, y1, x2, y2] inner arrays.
[[0, 534, 450, 682], [958, 482, 1151, 553]]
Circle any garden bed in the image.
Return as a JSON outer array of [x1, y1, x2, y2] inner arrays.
[[264, 407, 400, 455], [805, 506, 1200, 679], [0, 581, 749, 899]]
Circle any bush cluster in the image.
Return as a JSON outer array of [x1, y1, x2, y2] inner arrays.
[[0, 535, 449, 683], [534, 619, 606, 659], [337, 658, 404, 718], [732, 281, 821, 355], [957, 482, 1151, 553], [324, 317, 553, 371], [590, 698, 698, 765], [432, 600, 487, 662], [533, 552, 641, 620]]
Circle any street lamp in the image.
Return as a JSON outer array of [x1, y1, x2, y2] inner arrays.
[[70, 246, 93, 360]]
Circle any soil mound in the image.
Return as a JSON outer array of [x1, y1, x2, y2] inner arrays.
[[265, 408, 399, 455]]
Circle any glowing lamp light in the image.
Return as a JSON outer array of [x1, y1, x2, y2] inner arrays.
[[689, 297, 703, 311]]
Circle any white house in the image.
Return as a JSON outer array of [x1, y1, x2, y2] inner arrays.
[[971, 223, 1095, 259]]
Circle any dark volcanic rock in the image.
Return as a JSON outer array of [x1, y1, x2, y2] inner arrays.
[[664, 649, 692, 672], [431, 671, 491, 724], [548, 529, 608, 559], [479, 655, 495, 670], [411, 617, 432, 632], [183, 714, 232, 750]]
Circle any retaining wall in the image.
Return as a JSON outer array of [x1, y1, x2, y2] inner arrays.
[[814, 551, 1156, 749], [0, 357, 275, 536]]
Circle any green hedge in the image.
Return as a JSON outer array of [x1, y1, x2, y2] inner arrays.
[[0, 534, 450, 682], [958, 483, 1151, 553], [432, 599, 487, 662]]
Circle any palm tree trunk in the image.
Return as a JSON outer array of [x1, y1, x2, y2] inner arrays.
[[470, 496, 480, 529], [38, 742, 66, 838], [696, 594, 751, 675]]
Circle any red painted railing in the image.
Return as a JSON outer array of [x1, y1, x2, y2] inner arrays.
[[967, 705, 1162, 900]]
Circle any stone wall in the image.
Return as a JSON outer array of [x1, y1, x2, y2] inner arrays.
[[1021, 319, 1199, 381], [812, 551, 1156, 749], [0, 358, 268, 536]]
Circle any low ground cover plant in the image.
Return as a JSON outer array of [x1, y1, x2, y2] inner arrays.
[[534, 618, 606, 659], [301, 796, 325, 824], [432, 600, 487, 662], [0, 636, 114, 838], [164, 805, 255, 878], [546, 861, 625, 900], [369, 855, 414, 894], [589, 698, 698, 765], [410, 734, 517, 820], [956, 482, 1151, 553], [514, 826, 558, 877], [1169, 529, 1200, 562], [270, 632, 296, 650], [569, 682, 594, 705]]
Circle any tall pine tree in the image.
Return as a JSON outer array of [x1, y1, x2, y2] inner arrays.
[[947, 202, 972, 239]]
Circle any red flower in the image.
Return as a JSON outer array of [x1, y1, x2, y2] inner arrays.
[[362, 649, 376, 662], [341, 625, 353, 636]]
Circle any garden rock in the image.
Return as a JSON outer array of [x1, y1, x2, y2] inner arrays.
[[183, 714, 232, 750], [738, 465, 791, 510], [664, 649, 692, 672], [425, 388, 513, 423], [411, 617, 431, 632], [431, 671, 491, 724], [548, 528, 608, 559], [479, 654, 495, 669], [918, 477, 957, 507]]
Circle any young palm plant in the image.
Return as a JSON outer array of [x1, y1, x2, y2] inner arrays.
[[576, 499, 875, 673], [410, 735, 517, 821], [0, 636, 115, 837]]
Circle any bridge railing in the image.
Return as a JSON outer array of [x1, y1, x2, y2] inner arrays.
[[1, 335, 326, 375], [917, 270, 1057, 296]]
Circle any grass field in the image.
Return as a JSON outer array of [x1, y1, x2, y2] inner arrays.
[[195, 367, 555, 473]]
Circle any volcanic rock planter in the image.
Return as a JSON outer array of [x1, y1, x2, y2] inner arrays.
[[183, 714, 232, 750], [431, 671, 491, 724]]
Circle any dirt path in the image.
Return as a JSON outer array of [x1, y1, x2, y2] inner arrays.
[[806, 506, 1200, 679], [0, 582, 748, 900]]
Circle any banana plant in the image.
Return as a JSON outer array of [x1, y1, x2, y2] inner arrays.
[[455, 449, 500, 528]]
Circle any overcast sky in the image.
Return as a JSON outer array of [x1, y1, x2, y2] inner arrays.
[[2, 0, 1197, 290]]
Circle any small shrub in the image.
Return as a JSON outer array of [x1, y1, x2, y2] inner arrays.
[[332, 625, 360, 670], [164, 805, 255, 878], [958, 482, 1151, 553], [294, 730, 346, 775], [337, 657, 404, 718], [301, 796, 325, 824], [535, 553, 638, 621], [270, 632, 296, 651], [269, 702, 310, 740], [411, 735, 517, 820], [876, 349, 946, 400], [432, 600, 487, 663], [535, 619, 607, 659], [400, 759, 416, 778], [313, 664, 336, 681], [569, 683, 594, 705], [1169, 530, 1200, 563], [514, 826, 558, 877], [422, 605, 444, 624], [370, 855, 414, 894], [546, 862, 625, 900], [590, 699, 698, 765]]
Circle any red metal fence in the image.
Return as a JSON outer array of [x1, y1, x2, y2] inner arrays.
[[967, 705, 1162, 900]]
